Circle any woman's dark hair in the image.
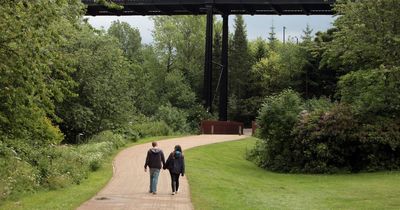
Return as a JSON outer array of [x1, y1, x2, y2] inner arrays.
[[174, 145, 182, 152]]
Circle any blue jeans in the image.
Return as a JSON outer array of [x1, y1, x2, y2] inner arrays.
[[149, 168, 160, 193]]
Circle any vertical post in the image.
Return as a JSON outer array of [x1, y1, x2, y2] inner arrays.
[[283, 26, 286, 44], [219, 14, 228, 121], [203, 5, 213, 113]]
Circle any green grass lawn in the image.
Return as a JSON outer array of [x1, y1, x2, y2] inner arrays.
[[186, 137, 400, 210], [0, 136, 180, 210]]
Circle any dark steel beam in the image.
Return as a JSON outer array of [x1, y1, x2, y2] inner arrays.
[[300, 4, 311, 15], [270, 4, 282, 15], [82, 0, 335, 16], [203, 5, 213, 113], [219, 14, 229, 121]]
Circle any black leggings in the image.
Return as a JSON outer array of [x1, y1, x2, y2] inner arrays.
[[169, 171, 180, 192]]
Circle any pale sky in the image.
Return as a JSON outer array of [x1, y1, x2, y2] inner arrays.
[[86, 15, 334, 44]]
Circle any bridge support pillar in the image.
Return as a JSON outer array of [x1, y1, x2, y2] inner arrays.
[[203, 5, 213, 113], [218, 14, 229, 121]]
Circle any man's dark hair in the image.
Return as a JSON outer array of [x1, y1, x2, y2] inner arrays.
[[152, 142, 157, 147]]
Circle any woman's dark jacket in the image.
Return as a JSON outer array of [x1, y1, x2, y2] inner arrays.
[[164, 152, 185, 175]]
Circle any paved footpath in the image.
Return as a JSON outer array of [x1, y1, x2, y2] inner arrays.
[[77, 134, 247, 210]]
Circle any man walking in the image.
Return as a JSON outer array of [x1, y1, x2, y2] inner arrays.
[[144, 141, 165, 194]]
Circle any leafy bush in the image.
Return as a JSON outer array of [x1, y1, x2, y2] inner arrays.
[[249, 94, 400, 173], [155, 104, 188, 133], [52, 147, 88, 184], [293, 104, 400, 173], [291, 104, 360, 173], [88, 131, 126, 149], [186, 104, 215, 133], [0, 156, 39, 199], [0, 131, 131, 201], [357, 117, 400, 171], [130, 121, 172, 137], [114, 124, 140, 142], [250, 89, 304, 171], [305, 97, 334, 113]]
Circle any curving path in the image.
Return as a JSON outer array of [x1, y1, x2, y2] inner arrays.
[[77, 134, 248, 210]]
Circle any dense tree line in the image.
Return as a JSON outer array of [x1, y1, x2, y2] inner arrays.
[[248, 0, 400, 173]]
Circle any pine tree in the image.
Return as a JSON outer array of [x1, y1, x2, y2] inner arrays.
[[301, 24, 313, 44], [268, 23, 278, 51], [253, 37, 268, 62], [228, 15, 252, 123]]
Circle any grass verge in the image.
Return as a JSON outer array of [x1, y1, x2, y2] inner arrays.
[[186, 137, 400, 210], [0, 135, 181, 210]]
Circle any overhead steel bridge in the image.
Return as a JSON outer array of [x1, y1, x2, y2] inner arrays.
[[83, 0, 335, 16], [82, 0, 336, 121]]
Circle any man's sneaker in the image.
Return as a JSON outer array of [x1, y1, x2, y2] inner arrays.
[[171, 192, 175, 195], [152, 192, 157, 195]]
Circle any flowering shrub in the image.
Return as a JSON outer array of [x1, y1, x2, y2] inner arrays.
[[0, 131, 128, 201]]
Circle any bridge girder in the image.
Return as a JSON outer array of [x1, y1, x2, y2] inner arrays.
[[83, 0, 335, 16]]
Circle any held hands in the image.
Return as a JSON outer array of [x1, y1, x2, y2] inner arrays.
[[181, 173, 184, 177]]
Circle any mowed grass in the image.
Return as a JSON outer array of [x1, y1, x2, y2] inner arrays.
[[0, 136, 181, 210], [185, 137, 400, 210]]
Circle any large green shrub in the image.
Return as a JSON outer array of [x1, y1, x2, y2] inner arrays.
[[292, 104, 400, 173], [130, 120, 172, 137], [250, 94, 400, 173], [0, 142, 39, 200], [186, 104, 215, 133], [291, 104, 360, 173], [249, 90, 304, 171], [87, 131, 126, 149], [0, 131, 131, 201], [155, 104, 188, 133]]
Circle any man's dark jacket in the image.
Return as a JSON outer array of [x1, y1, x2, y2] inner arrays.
[[144, 148, 165, 169]]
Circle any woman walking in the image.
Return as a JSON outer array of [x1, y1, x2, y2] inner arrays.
[[164, 145, 185, 195]]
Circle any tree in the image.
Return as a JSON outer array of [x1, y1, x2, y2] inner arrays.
[[152, 16, 205, 97], [252, 44, 304, 95], [162, 69, 196, 110], [135, 45, 165, 115], [228, 15, 253, 123], [324, 0, 400, 72], [57, 25, 136, 142], [296, 28, 339, 99], [267, 23, 278, 51], [107, 20, 142, 62], [0, 0, 84, 145], [251, 37, 269, 62], [301, 24, 313, 43], [229, 15, 251, 99]]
